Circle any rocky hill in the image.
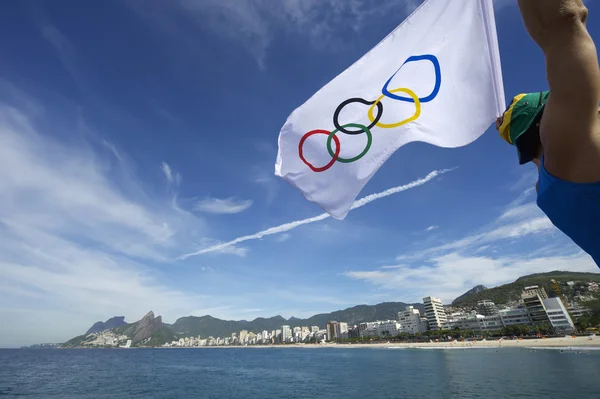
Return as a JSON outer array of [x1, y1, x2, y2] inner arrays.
[[451, 285, 488, 306], [451, 271, 600, 308], [63, 311, 175, 348], [86, 316, 127, 334]]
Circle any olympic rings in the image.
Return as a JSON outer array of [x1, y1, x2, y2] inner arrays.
[[326, 124, 372, 163], [382, 54, 441, 103], [297, 54, 441, 173], [367, 88, 420, 129], [333, 98, 383, 135], [299, 129, 341, 172]]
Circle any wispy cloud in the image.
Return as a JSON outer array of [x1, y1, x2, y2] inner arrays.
[[348, 190, 598, 303], [425, 225, 439, 232], [161, 162, 174, 182], [195, 238, 249, 257], [396, 200, 555, 262], [275, 233, 291, 243], [346, 251, 597, 304], [0, 92, 211, 346], [161, 161, 182, 186], [29, 7, 89, 94], [178, 168, 454, 259], [129, 0, 420, 69], [194, 197, 253, 214], [102, 140, 122, 162]]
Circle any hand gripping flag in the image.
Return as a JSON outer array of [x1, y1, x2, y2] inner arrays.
[[274, 0, 506, 220]]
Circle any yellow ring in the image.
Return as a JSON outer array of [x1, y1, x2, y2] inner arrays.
[[367, 88, 421, 129]]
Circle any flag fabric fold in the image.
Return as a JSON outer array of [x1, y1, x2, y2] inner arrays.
[[275, 0, 506, 220]]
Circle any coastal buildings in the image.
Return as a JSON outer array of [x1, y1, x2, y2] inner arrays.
[[158, 277, 594, 348], [398, 306, 428, 334], [326, 321, 339, 341], [542, 297, 575, 332], [477, 300, 499, 316], [498, 307, 532, 326], [423, 296, 448, 330], [282, 325, 292, 343], [522, 286, 551, 325], [523, 285, 549, 300], [359, 321, 402, 338], [446, 310, 504, 333], [568, 305, 592, 319], [339, 322, 349, 339]]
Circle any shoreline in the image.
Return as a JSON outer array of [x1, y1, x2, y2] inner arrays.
[[156, 336, 600, 350]]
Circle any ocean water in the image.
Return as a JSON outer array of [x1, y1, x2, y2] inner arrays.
[[1, 347, 599, 398]]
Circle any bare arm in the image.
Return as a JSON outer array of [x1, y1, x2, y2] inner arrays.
[[518, 0, 600, 182]]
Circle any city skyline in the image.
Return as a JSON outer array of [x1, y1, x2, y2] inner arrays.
[[60, 279, 598, 349]]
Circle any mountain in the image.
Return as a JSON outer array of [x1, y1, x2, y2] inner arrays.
[[451, 271, 600, 308], [63, 311, 175, 348], [113, 311, 171, 345], [86, 316, 126, 334], [451, 285, 488, 306], [171, 302, 423, 338]]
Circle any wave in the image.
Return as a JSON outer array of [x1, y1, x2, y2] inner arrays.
[[525, 347, 600, 351]]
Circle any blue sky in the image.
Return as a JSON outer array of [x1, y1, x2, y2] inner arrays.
[[0, 0, 598, 347]]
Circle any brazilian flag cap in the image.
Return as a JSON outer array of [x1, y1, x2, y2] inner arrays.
[[498, 90, 549, 164]]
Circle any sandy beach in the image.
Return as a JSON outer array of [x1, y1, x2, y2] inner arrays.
[[163, 335, 600, 350], [306, 336, 600, 349]]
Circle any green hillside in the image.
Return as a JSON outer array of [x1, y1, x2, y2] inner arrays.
[[171, 302, 424, 338], [451, 271, 600, 308]]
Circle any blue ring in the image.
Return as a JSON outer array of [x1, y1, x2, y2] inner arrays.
[[381, 54, 441, 103]]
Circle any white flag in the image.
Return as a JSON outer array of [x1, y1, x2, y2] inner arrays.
[[274, 0, 506, 220]]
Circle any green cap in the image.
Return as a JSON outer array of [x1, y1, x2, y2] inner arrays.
[[499, 91, 549, 164]]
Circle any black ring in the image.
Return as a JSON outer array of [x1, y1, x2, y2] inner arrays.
[[333, 98, 383, 135]]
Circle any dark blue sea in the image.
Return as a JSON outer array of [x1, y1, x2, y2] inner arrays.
[[1, 347, 600, 398]]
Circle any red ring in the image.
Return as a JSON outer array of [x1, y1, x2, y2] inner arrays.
[[299, 129, 340, 172]]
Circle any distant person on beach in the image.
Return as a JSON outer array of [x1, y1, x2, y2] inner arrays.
[[496, 0, 600, 267]]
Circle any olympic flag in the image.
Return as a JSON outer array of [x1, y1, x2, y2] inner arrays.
[[274, 0, 506, 220]]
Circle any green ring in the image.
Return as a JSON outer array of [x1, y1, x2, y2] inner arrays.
[[326, 123, 372, 163]]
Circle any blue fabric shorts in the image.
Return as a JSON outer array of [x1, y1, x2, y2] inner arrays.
[[537, 157, 600, 268]]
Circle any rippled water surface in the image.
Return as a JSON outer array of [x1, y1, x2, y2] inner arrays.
[[1, 347, 599, 398]]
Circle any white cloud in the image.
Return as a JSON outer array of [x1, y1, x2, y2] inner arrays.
[[130, 0, 422, 69], [161, 162, 182, 186], [194, 197, 253, 214], [275, 233, 291, 243], [425, 225, 439, 232], [196, 238, 249, 257], [397, 201, 555, 260], [349, 190, 597, 303], [161, 161, 174, 182], [346, 251, 598, 304], [0, 96, 211, 347], [178, 168, 454, 259]]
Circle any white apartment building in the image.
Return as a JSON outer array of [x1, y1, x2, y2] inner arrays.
[[326, 321, 340, 341], [360, 320, 401, 338], [542, 297, 575, 332], [398, 306, 427, 334], [522, 285, 549, 300], [522, 286, 551, 325], [567, 305, 592, 319], [311, 326, 319, 333], [448, 311, 503, 332], [499, 307, 532, 326], [449, 313, 483, 331], [423, 296, 448, 330], [339, 322, 349, 339], [282, 325, 292, 342]]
